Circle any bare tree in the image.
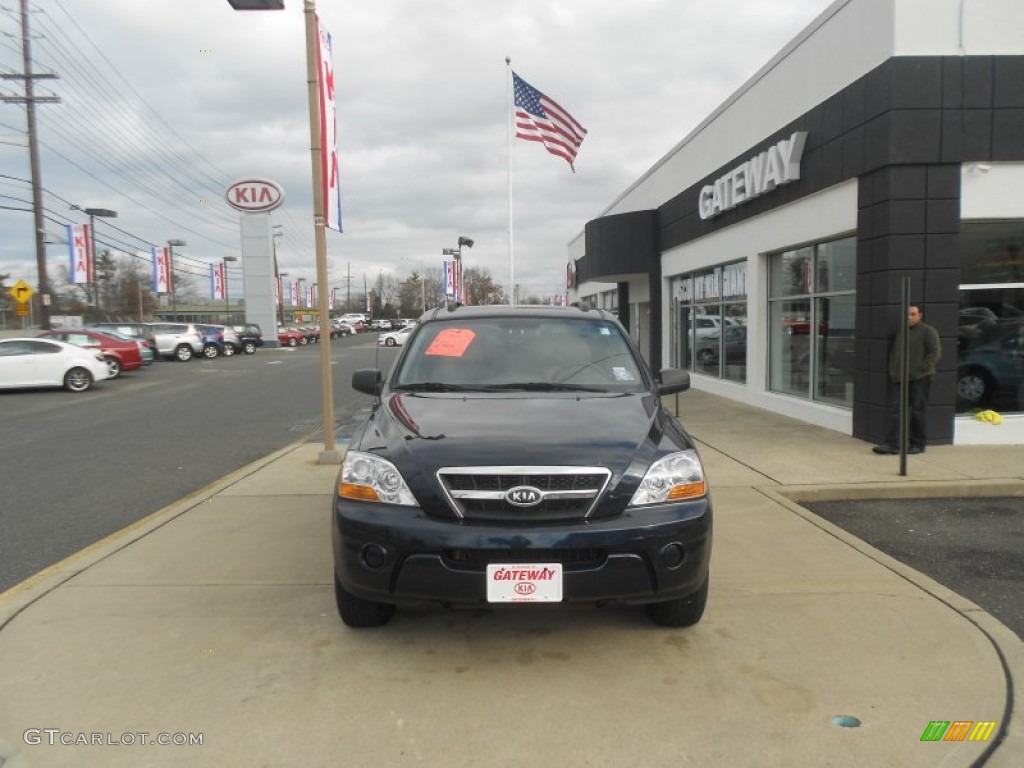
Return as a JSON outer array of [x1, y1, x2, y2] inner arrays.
[[462, 266, 506, 305]]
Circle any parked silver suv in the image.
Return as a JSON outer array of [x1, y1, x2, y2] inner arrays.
[[146, 323, 204, 362]]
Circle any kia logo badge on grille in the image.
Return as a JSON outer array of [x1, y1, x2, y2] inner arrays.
[[505, 486, 543, 507]]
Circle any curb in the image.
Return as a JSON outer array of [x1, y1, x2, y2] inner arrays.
[[761, 485, 1023, 766]]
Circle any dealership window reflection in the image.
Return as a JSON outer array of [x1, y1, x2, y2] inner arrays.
[[957, 222, 1024, 414], [768, 237, 856, 407], [671, 261, 747, 383]]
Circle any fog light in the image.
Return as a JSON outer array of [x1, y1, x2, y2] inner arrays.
[[661, 542, 686, 569], [361, 544, 389, 570]]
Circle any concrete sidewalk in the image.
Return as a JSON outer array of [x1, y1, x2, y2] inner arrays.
[[1, 390, 1022, 767]]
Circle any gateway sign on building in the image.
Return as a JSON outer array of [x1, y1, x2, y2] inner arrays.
[[698, 132, 807, 220]]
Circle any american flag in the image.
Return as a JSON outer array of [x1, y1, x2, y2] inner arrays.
[[513, 71, 587, 171]]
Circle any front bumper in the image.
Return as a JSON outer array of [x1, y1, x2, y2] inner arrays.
[[332, 497, 712, 607]]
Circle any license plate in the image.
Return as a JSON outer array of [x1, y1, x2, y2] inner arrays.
[[486, 563, 563, 603]]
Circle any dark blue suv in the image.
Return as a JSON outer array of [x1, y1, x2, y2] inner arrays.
[[333, 305, 712, 628]]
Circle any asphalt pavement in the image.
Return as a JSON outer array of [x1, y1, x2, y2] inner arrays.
[[0, 389, 1022, 767], [806, 497, 1023, 641]]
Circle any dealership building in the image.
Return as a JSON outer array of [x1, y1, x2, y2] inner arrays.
[[569, 0, 1024, 446]]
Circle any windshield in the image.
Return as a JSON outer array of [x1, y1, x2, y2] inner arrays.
[[393, 316, 647, 393]]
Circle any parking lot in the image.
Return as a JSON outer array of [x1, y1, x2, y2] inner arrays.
[[2, 389, 1021, 767], [0, 328, 385, 592]]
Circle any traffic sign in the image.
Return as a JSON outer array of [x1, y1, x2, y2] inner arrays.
[[9, 279, 34, 304], [16, 302, 28, 317]]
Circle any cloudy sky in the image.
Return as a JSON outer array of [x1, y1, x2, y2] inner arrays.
[[0, 0, 837, 306]]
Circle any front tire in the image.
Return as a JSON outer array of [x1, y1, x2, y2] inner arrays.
[[646, 576, 709, 628], [385, 337, 397, 347], [243, 341, 256, 355], [222, 343, 236, 357], [288, 337, 298, 348], [175, 345, 194, 362], [64, 367, 93, 392], [203, 344, 219, 359], [334, 574, 395, 628], [104, 356, 122, 379]]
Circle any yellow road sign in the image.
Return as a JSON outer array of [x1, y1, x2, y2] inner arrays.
[[9, 279, 34, 304], [16, 302, 28, 317]]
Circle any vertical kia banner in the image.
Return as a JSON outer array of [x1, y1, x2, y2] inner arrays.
[[150, 247, 169, 294], [315, 16, 342, 232], [211, 263, 225, 301], [67, 224, 91, 285]]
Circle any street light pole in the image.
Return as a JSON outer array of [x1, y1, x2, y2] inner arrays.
[[167, 238, 186, 321], [223, 255, 238, 321], [443, 236, 473, 305], [223, 0, 336, 464], [272, 225, 284, 321], [304, 0, 338, 463], [278, 271, 289, 326], [81, 208, 116, 316]]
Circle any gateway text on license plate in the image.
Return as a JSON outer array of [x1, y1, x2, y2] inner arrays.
[[486, 563, 563, 603]]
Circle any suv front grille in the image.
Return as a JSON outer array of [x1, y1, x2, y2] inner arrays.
[[437, 466, 610, 523]]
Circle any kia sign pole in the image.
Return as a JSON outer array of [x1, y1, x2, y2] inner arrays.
[[225, 178, 284, 347]]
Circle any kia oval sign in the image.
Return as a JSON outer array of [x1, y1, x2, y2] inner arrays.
[[225, 178, 284, 213]]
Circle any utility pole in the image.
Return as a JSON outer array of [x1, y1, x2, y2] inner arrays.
[[2, 0, 60, 329]]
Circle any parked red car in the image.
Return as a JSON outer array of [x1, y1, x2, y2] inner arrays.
[[38, 329, 143, 379], [277, 326, 306, 347]]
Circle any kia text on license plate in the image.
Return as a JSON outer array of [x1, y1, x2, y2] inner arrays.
[[486, 563, 563, 603]]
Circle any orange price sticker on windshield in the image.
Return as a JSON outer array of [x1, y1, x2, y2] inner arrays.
[[425, 328, 476, 357]]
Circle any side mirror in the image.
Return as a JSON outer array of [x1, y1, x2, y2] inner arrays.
[[352, 368, 384, 397], [657, 368, 690, 396]]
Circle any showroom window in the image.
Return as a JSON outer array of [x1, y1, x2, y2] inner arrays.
[[956, 221, 1024, 414], [577, 289, 618, 315], [768, 236, 856, 407], [671, 261, 747, 383]]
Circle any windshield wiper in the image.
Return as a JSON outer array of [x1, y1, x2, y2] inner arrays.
[[484, 382, 605, 392], [393, 382, 485, 392]]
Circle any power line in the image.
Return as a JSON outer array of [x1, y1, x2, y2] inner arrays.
[[49, 0, 236, 190], [32, 14, 239, 204]]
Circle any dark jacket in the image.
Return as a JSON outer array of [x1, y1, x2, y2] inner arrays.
[[888, 321, 940, 382]]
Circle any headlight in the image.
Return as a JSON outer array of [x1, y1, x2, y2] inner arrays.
[[628, 450, 706, 506], [338, 451, 417, 506]]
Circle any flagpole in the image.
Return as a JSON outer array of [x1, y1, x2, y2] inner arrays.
[[506, 56, 515, 306]]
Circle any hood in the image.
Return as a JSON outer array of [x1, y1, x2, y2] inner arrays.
[[353, 391, 693, 510]]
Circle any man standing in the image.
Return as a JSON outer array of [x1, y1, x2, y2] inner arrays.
[[873, 304, 941, 455]]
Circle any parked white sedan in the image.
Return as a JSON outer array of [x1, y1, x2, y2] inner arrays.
[[0, 337, 110, 392], [378, 325, 415, 347]]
